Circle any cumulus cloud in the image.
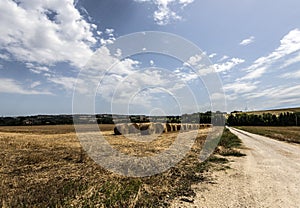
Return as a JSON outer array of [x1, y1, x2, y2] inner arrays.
[[0, 0, 98, 68], [0, 78, 52, 95], [183, 53, 215, 76], [134, 0, 194, 25], [239, 36, 255, 46]]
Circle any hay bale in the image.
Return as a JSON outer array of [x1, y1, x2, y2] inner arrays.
[[171, 123, 177, 131], [114, 123, 129, 135], [139, 123, 155, 135], [153, 123, 164, 134], [182, 124, 188, 131], [165, 123, 172, 132], [114, 125, 121, 135], [128, 123, 140, 134]]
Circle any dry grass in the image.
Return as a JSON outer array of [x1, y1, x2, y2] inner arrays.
[[0, 124, 115, 134], [0, 125, 239, 207], [244, 107, 300, 115], [236, 126, 300, 143]]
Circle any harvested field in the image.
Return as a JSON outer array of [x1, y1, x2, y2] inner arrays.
[[236, 126, 300, 143], [0, 124, 218, 207]]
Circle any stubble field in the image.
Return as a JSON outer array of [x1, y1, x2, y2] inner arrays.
[[236, 126, 300, 143], [0, 124, 239, 207]]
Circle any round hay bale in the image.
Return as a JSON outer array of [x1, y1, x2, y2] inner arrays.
[[114, 124, 129, 135], [162, 123, 167, 133], [171, 123, 177, 131], [165, 123, 172, 132], [139, 123, 155, 135], [114, 125, 121, 135], [153, 123, 164, 134], [128, 123, 140, 134]]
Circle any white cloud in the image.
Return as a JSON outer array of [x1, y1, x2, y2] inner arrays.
[[247, 85, 300, 101], [47, 76, 78, 92], [26, 63, 50, 74], [280, 51, 300, 69], [239, 36, 255, 46], [0, 0, 97, 68], [30, 81, 41, 88], [213, 58, 245, 73], [0, 78, 51, 95], [183, 53, 214, 76], [240, 67, 266, 80], [224, 81, 259, 95], [208, 53, 217, 58], [0, 53, 10, 61], [281, 70, 300, 79], [53, 46, 202, 114], [185, 54, 203, 66], [134, 0, 194, 25], [105, 28, 114, 34], [240, 28, 300, 80], [218, 55, 229, 62]]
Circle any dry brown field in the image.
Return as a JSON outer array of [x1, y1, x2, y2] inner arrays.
[[236, 126, 300, 143], [0, 124, 218, 207]]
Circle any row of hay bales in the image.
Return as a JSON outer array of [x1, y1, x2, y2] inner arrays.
[[114, 123, 211, 135]]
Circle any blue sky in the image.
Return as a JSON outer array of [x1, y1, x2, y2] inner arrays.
[[0, 0, 300, 116]]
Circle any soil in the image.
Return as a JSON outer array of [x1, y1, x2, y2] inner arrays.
[[171, 127, 300, 208]]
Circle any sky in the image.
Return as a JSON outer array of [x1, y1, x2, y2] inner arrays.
[[1, 0, 300, 116]]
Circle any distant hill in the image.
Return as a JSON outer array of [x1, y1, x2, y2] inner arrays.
[[244, 107, 300, 115]]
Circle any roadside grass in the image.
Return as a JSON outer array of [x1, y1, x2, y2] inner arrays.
[[235, 126, 300, 144], [0, 125, 244, 207], [216, 128, 246, 157]]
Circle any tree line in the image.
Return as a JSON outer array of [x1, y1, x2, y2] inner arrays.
[[0, 111, 227, 126], [227, 112, 300, 126]]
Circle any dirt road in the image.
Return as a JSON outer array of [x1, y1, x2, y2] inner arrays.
[[171, 127, 300, 208]]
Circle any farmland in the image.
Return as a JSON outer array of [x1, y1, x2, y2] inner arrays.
[[235, 126, 300, 144], [0, 124, 243, 207]]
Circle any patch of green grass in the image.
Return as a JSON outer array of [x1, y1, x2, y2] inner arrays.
[[218, 128, 243, 149], [216, 128, 246, 157]]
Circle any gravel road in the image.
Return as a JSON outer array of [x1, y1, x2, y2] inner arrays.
[[171, 127, 300, 208]]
